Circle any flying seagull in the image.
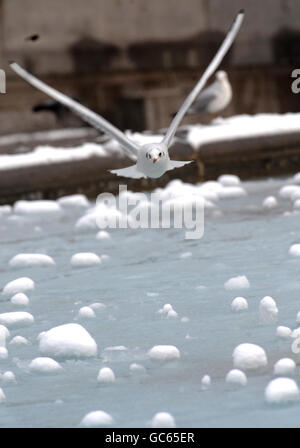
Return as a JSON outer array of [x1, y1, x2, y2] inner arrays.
[[187, 70, 232, 116], [10, 10, 244, 179]]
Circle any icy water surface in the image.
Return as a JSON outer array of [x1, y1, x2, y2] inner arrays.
[[1, 176, 300, 427]]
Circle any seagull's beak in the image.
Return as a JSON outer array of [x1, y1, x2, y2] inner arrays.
[[153, 157, 157, 163]]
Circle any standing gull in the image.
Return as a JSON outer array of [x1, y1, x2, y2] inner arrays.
[[186, 70, 232, 116], [10, 11, 244, 179]]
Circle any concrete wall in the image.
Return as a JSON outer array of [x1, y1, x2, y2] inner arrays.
[[1, 0, 300, 135]]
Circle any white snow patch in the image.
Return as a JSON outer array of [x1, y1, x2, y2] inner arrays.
[[9, 335, 29, 346], [97, 367, 116, 384], [14, 200, 62, 216], [262, 196, 278, 209], [0, 143, 107, 171], [0, 347, 8, 359], [218, 186, 246, 199], [2, 277, 35, 296], [0, 312, 34, 329], [1, 371, 16, 384], [226, 369, 247, 386], [217, 174, 241, 186], [167, 309, 178, 319], [39, 323, 97, 359], [11, 293, 30, 306], [151, 412, 176, 428], [233, 343, 267, 370], [289, 244, 300, 256], [57, 194, 90, 209], [77, 306, 96, 319], [276, 326, 292, 339], [265, 377, 300, 404], [71, 252, 101, 267], [293, 199, 300, 209], [129, 363, 146, 374], [201, 375, 211, 390], [148, 345, 180, 363], [0, 205, 12, 216], [180, 252, 192, 259], [9, 253, 55, 268], [0, 388, 6, 403], [231, 297, 248, 311], [80, 410, 114, 427], [96, 230, 111, 240], [259, 296, 278, 324], [224, 275, 250, 290], [89, 302, 106, 311], [0, 325, 10, 347], [274, 358, 296, 376], [29, 357, 62, 374], [279, 185, 300, 200]]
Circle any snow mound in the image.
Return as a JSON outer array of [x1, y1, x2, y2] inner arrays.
[[217, 174, 241, 186], [71, 253, 101, 267], [129, 363, 146, 374], [151, 412, 176, 428], [2, 371, 16, 384], [265, 378, 299, 404], [259, 296, 278, 324], [57, 194, 90, 209], [77, 306, 96, 319], [97, 367, 116, 384], [276, 326, 292, 339], [231, 297, 248, 311], [29, 357, 63, 374], [279, 185, 300, 200], [9, 335, 29, 346], [274, 358, 296, 376], [0, 388, 6, 403], [262, 196, 278, 209], [0, 347, 8, 359], [11, 293, 30, 306], [80, 410, 114, 427], [224, 275, 250, 290], [148, 345, 180, 363], [218, 186, 246, 199], [226, 369, 247, 386], [233, 343, 267, 370], [14, 200, 62, 216], [96, 230, 111, 240], [2, 277, 35, 296], [201, 375, 211, 390], [39, 323, 97, 359], [289, 244, 300, 256], [0, 311, 34, 329], [9, 253, 55, 268], [0, 325, 10, 347]]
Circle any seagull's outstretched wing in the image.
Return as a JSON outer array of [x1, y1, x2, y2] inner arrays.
[[162, 10, 244, 148], [9, 62, 139, 160]]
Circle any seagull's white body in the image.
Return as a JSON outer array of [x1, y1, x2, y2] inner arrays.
[[188, 71, 232, 115], [10, 11, 244, 179], [111, 142, 190, 179]]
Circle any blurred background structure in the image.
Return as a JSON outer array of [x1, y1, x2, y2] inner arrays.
[[1, 0, 300, 135]]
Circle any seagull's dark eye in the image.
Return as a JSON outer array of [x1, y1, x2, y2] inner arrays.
[[159, 152, 162, 157]]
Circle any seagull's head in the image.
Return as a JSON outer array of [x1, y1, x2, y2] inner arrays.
[[216, 70, 228, 82], [145, 147, 167, 164], [137, 143, 169, 178]]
